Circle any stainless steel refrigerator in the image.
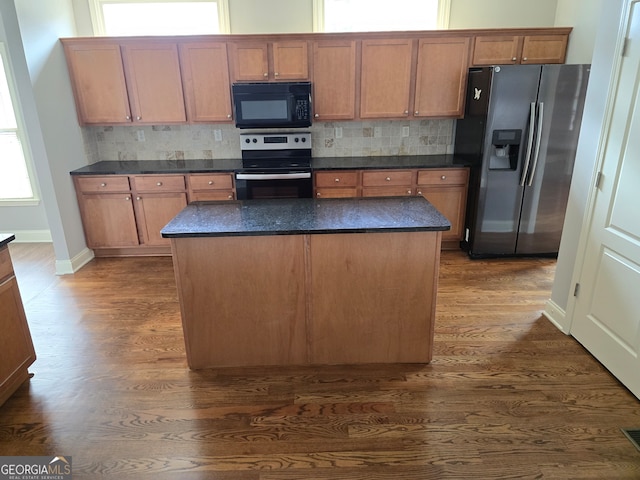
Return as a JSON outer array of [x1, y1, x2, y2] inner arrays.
[[454, 64, 590, 258]]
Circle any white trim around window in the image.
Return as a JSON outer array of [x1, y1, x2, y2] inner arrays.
[[88, 0, 231, 36], [0, 43, 40, 205], [312, 0, 451, 32]]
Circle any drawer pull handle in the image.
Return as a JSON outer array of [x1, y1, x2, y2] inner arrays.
[[335, 178, 340, 183], [136, 196, 141, 201], [208, 181, 214, 185], [407, 190, 412, 195], [100, 182, 107, 187], [385, 177, 391, 182], [441, 175, 446, 180], [156, 182, 163, 186], [125, 196, 130, 201], [417, 191, 422, 196], [317, 192, 322, 197]]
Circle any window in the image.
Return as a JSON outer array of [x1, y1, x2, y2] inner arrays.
[[314, 0, 450, 32], [89, 0, 230, 36], [0, 44, 36, 203]]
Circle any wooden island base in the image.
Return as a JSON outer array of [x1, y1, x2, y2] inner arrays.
[[170, 230, 441, 369]]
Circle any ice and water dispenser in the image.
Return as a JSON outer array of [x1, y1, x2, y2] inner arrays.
[[489, 129, 521, 170]]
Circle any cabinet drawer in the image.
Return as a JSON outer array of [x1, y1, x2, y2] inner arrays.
[[362, 186, 414, 197], [315, 187, 359, 198], [315, 171, 359, 188], [188, 173, 233, 190], [132, 175, 186, 192], [189, 191, 235, 202], [417, 168, 468, 186], [362, 170, 413, 187], [0, 248, 13, 283], [75, 175, 130, 193]]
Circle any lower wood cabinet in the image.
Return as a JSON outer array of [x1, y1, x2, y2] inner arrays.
[[314, 167, 469, 249], [74, 172, 235, 256], [0, 245, 36, 407]]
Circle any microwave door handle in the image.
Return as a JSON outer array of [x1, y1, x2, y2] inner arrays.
[[520, 102, 536, 187], [527, 102, 544, 187], [236, 172, 312, 180]]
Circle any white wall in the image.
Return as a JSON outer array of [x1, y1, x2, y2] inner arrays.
[[555, 0, 604, 63], [448, 0, 558, 28], [545, 0, 625, 329], [9, 0, 92, 273]]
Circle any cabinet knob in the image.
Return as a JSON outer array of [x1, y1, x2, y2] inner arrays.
[[136, 116, 142, 121], [385, 177, 391, 182], [228, 194, 233, 199], [263, 72, 268, 77], [100, 182, 107, 187], [125, 196, 131, 200], [404, 110, 409, 115], [316, 192, 322, 197], [208, 181, 214, 185], [417, 190, 423, 196], [415, 111, 419, 115], [314, 113, 319, 118], [274, 72, 279, 77], [441, 175, 446, 180], [136, 196, 141, 201], [335, 178, 340, 183], [407, 190, 412, 195], [126, 115, 131, 121], [156, 182, 163, 186], [227, 114, 232, 119], [512, 57, 517, 61], [523, 57, 528, 62]]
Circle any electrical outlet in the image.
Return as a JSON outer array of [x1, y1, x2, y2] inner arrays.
[[335, 127, 343, 139], [214, 129, 222, 142], [402, 126, 410, 137], [374, 126, 382, 137], [136, 130, 145, 142]]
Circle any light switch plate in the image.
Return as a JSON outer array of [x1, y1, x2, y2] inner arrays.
[[335, 127, 343, 138], [402, 126, 410, 137], [136, 130, 145, 142], [214, 129, 222, 142]]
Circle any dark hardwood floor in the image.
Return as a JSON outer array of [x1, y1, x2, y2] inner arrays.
[[2, 243, 639, 479]]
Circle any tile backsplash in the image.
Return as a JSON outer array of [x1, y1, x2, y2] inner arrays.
[[83, 119, 455, 162]]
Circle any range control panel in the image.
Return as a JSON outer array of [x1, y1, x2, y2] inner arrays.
[[240, 132, 311, 151]]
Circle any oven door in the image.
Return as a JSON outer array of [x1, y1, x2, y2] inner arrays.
[[235, 171, 313, 199]]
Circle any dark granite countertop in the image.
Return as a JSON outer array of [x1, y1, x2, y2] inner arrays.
[[70, 155, 472, 175], [161, 196, 450, 238], [0, 233, 16, 249]]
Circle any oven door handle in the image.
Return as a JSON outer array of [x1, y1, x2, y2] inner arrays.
[[235, 172, 312, 180]]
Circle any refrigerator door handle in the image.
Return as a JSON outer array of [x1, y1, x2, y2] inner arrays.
[[520, 102, 537, 186], [527, 102, 545, 187]]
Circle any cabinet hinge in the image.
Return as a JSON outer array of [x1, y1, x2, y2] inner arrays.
[[595, 171, 604, 189], [574, 283, 580, 297], [622, 37, 631, 57]]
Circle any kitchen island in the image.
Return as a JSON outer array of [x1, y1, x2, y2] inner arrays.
[[161, 196, 450, 369]]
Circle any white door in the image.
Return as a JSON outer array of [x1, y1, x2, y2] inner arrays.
[[570, 0, 640, 399]]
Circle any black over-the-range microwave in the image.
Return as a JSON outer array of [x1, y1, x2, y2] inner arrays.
[[231, 82, 312, 129]]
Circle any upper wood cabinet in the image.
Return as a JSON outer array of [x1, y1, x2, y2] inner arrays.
[[360, 39, 413, 119], [63, 39, 187, 125], [312, 40, 356, 120], [414, 37, 470, 118], [471, 33, 568, 65], [229, 40, 309, 82], [179, 42, 233, 123], [63, 42, 132, 124], [121, 42, 186, 124]]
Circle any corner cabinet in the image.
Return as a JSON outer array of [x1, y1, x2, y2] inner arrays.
[[0, 244, 36, 407], [73, 172, 235, 256], [63, 39, 187, 125]]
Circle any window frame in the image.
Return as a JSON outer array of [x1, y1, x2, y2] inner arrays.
[[88, 0, 231, 36], [0, 43, 39, 205], [312, 0, 451, 32]]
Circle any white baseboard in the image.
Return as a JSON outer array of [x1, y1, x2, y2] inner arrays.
[[55, 247, 94, 275], [11, 230, 53, 243], [542, 299, 570, 334]]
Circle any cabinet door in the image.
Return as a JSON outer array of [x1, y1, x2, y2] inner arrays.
[[312, 40, 356, 120], [521, 35, 568, 64], [135, 193, 188, 246], [272, 41, 309, 80], [0, 276, 36, 406], [414, 37, 470, 118], [179, 42, 233, 122], [79, 194, 140, 248], [121, 42, 186, 124], [63, 42, 131, 124], [229, 42, 269, 81], [360, 39, 413, 118], [472, 35, 520, 65]]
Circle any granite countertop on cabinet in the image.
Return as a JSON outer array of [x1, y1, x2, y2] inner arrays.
[[0, 233, 16, 249], [69, 155, 472, 176], [161, 196, 451, 238]]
